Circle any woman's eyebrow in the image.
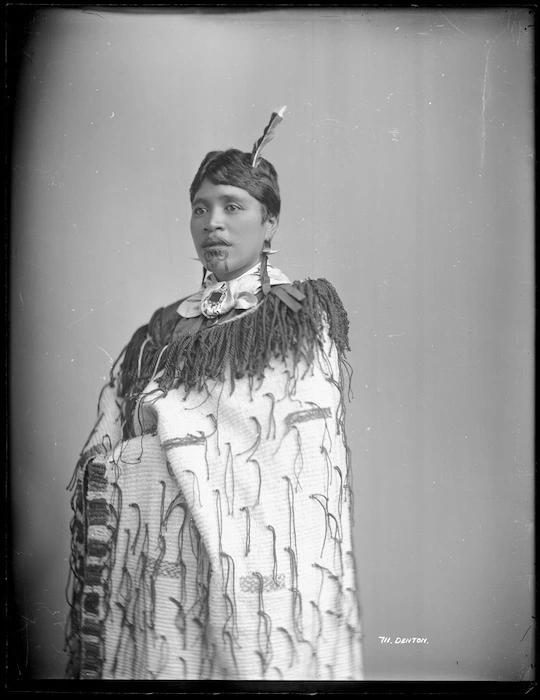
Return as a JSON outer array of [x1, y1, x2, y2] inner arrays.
[[192, 193, 249, 207]]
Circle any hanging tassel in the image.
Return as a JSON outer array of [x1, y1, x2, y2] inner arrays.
[[259, 252, 271, 296], [251, 105, 287, 168]]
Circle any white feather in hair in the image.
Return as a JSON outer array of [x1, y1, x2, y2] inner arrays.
[[251, 105, 287, 168]]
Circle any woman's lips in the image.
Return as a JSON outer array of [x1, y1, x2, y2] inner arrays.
[[202, 240, 231, 248]]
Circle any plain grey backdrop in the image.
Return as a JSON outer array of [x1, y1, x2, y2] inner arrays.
[[10, 7, 534, 681]]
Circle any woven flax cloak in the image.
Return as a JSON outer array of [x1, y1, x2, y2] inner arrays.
[[65, 275, 364, 680]]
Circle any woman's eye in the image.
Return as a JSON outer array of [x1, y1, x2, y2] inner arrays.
[[193, 207, 206, 215], [226, 204, 241, 212]]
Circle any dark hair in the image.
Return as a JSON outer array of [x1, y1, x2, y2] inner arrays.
[[189, 148, 280, 222]]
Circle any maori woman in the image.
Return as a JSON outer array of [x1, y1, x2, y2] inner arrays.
[[65, 107, 364, 680]]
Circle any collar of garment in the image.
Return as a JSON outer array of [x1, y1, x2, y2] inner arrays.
[[177, 261, 291, 319]]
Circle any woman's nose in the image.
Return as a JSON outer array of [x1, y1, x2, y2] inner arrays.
[[205, 209, 224, 231]]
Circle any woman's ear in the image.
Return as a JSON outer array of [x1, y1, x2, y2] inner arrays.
[[265, 215, 279, 241]]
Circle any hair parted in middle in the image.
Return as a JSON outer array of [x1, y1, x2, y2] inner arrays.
[[189, 149, 281, 223]]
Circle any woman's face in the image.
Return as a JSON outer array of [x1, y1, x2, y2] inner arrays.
[[190, 179, 276, 281]]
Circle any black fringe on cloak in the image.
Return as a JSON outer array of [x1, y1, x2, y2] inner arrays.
[[118, 278, 350, 405]]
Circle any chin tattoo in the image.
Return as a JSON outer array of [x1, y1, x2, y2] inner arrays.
[[204, 249, 229, 268]]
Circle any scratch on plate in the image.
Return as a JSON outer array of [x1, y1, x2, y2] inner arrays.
[[312, 118, 345, 127], [440, 305, 467, 322], [67, 299, 111, 329], [95, 343, 114, 362], [20, 615, 37, 629], [37, 604, 61, 616], [82, 10, 104, 19], [479, 17, 512, 170], [480, 41, 494, 172], [520, 623, 532, 642], [439, 13, 472, 40]]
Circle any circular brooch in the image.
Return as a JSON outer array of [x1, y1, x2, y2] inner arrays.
[[201, 283, 231, 318]]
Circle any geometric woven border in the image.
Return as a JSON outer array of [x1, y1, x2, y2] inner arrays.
[[65, 447, 112, 679]]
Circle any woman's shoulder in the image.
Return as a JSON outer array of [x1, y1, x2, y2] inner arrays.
[[121, 298, 184, 362], [294, 277, 346, 301], [294, 278, 350, 351]]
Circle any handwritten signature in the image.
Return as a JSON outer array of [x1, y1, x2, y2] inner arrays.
[[379, 636, 429, 644]]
